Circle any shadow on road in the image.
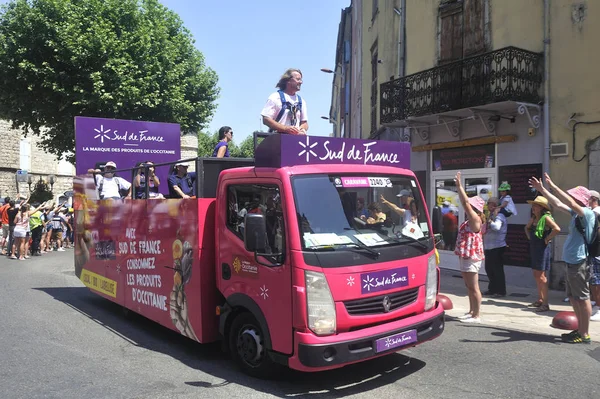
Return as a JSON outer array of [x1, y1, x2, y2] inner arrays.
[[35, 286, 427, 398], [443, 320, 562, 344]]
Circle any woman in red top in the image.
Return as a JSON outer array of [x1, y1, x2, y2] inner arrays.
[[454, 171, 486, 324]]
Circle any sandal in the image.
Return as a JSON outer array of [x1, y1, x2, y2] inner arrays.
[[533, 304, 550, 313], [527, 300, 543, 308]]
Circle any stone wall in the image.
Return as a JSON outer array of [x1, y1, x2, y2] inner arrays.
[[180, 133, 198, 172]]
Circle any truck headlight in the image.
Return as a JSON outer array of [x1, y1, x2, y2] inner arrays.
[[424, 254, 438, 311], [305, 270, 336, 336]]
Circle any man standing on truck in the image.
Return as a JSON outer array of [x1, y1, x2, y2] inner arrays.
[[261, 68, 308, 135]]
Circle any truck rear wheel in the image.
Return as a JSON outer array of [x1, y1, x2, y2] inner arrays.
[[228, 312, 280, 379]]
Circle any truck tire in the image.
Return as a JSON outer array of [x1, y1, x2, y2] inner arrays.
[[228, 312, 280, 379]]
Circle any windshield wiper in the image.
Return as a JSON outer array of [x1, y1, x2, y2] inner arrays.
[[346, 241, 381, 259], [307, 242, 380, 259], [391, 234, 429, 250]]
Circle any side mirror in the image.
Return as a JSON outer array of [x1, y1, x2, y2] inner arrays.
[[244, 213, 267, 253]]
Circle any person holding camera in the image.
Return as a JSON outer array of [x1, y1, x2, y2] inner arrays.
[[134, 161, 163, 199], [87, 161, 132, 200]]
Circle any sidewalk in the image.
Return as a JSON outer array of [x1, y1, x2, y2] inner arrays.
[[439, 269, 600, 342]]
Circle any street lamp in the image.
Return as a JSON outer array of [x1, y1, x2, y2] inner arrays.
[[48, 174, 56, 191], [321, 116, 339, 137], [27, 175, 40, 192], [320, 68, 335, 74], [27, 174, 56, 192]]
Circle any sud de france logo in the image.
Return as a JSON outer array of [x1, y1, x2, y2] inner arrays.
[[298, 136, 318, 162]]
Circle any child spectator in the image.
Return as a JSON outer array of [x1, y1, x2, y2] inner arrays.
[[494, 182, 517, 218]]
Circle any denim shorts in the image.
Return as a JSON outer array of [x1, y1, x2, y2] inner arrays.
[[591, 257, 600, 286]]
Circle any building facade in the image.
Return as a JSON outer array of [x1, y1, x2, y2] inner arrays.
[[329, 0, 600, 289]]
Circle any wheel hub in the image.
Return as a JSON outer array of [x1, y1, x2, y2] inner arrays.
[[237, 327, 264, 365]]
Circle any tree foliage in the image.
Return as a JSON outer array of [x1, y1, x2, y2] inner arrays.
[[0, 0, 219, 162], [197, 131, 219, 157], [29, 178, 54, 204], [233, 135, 255, 158]]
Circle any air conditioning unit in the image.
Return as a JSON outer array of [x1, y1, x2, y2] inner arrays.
[[550, 142, 568, 157]]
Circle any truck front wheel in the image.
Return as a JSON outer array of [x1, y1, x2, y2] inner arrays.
[[228, 312, 280, 379]]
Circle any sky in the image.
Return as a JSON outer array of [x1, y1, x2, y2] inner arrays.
[[159, 0, 351, 143], [0, 0, 351, 144]]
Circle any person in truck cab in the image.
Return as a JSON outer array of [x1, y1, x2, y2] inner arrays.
[[261, 68, 308, 135], [365, 202, 387, 224], [168, 161, 197, 199]]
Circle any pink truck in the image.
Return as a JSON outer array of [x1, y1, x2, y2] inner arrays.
[[74, 134, 445, 378]]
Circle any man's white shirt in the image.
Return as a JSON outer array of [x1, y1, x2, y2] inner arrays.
[[261, 91, 308, 127], [96, 175, 131, 198]]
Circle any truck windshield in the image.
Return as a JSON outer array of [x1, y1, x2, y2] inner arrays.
[[292, 174, 431, 250]]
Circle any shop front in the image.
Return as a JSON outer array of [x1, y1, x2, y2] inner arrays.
[[377, 110, 546, 287]]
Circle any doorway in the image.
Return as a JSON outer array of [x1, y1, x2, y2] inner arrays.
[[431, 170, 495, 272]]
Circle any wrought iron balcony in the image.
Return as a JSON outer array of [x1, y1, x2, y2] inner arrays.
[[380, 46, 544, 123]]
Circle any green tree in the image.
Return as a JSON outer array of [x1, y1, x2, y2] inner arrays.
[[231, 135, 256, 158], [197, 131, 218, 157], [29, 178, 53, 204], [0, 0, 219, 163]]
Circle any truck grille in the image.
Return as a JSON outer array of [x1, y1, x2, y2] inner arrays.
[[343, 287, 419, 316]]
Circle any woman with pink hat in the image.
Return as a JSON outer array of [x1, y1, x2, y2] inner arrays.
[[524, 196, 561, 312], [454, 171, 486, 323]]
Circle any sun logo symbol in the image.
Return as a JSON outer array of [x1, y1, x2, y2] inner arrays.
[[362, 275, 375, 291], [260, 285, 269, 299], [93, 125, 112, 143], [298, 136, 318, 162], [232, 257, 241, 273]]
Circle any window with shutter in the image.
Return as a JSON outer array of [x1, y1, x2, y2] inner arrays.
[[463, 0, 485, 56], [439, 1, 463, 64], [438, 0, 486, 63]]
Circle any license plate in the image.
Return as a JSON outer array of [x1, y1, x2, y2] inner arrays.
[[374, 329, 417, 353]]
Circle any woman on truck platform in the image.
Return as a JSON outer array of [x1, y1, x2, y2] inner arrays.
[[212, 126, 233, 158], [134, 161, 164, 199], [454, 171, 486, 324]]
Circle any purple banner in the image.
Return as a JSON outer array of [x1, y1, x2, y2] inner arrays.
[[255, 134, 411, 169], [75, 117, 181, 195], [375, 329, 417, 353], [361, 267, 409, 294]]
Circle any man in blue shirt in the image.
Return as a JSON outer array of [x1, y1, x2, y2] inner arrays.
[[168, 161, 197, 199], [529, 173, 595, 344]]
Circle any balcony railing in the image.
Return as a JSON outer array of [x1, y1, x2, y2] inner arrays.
[[380, 46, 544, 123]]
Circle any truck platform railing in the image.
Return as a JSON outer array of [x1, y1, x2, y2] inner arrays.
[[87, 131, 278, 200]]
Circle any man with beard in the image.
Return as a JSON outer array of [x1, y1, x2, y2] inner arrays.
[[261, 68, 308, 135]]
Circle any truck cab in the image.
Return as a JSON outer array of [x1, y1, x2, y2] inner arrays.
[[215, 134, 444, 376]]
